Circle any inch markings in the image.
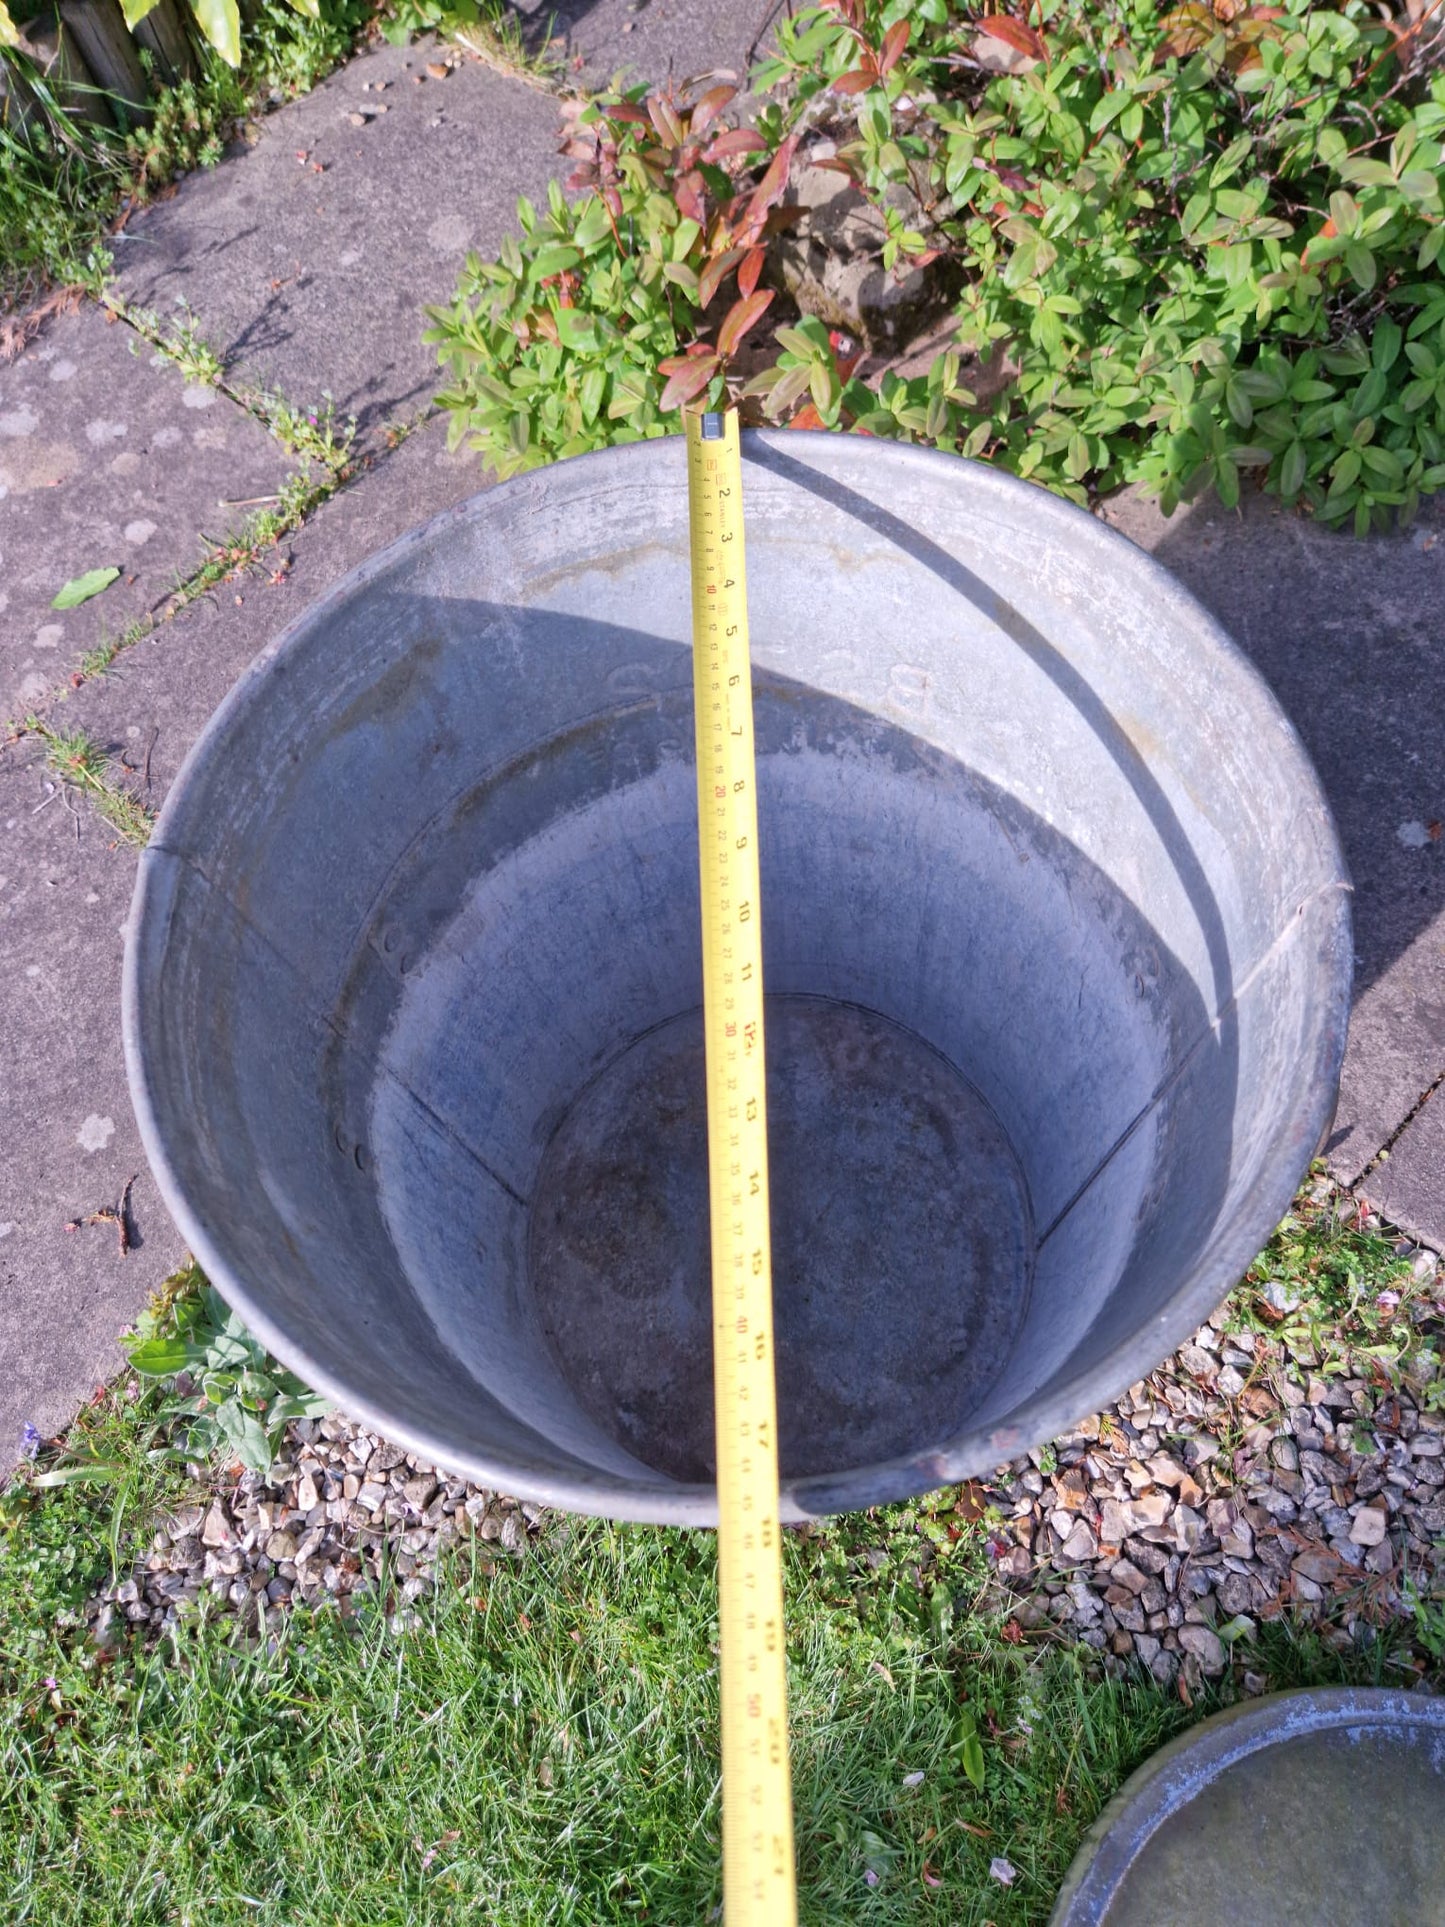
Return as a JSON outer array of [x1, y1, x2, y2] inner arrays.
[[686, 407, 796, 1927]]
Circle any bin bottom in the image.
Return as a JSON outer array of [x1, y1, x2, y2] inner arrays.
[[529, 995, 1034, 1483]]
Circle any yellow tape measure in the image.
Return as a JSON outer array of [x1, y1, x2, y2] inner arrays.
[[686, 408, 797, 1926]]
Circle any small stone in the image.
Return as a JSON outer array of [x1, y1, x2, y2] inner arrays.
[[201, 1503, 233, 1547], [1125, 1492, 1172, 1531], [265, 1529, 297, 1561], [1127, 1540, 1170, 1577], [1098, 1499, 1131, 1545], [1172, 1502, 1205, 1550], [1109, 1559, 1149, 1595], [1254, 1485, 1299, 1522], [1292, 1547, 1339, 1584], [348, 110, 367, 126], [357, 1481, 388, 1512], [1057, 1518, 1098, 1564], [1216, 1571, 1258, 1616], [1221, 1518, 1254, 1560], [426, 60, 449, 78], [1146, 1455, 1186, 1491], [1349, 1505, 1388, 1547], [295, 1473, 320, 1512], [1364, 1538, 1395, 1575], [1177, 1623, 1226, 1674]]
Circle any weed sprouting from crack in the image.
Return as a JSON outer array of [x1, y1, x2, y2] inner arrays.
[[81, 616, 153, 682], [2, 463, 338, 740], [123, 298, 225, 389], [240, 387, 356, 477], [34, 721, 154, 847], [106, 294, 357, 480]]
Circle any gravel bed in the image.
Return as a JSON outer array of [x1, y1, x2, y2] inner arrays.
[[89, 1233, 1445, 1689], [978, 1242, 1445, 1692], [88, 1423, 545, 1650]]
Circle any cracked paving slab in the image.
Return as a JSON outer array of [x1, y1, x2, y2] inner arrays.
[[1103, 487, 1445, 1236], [110, 36, 568, 454], [536, 0, 787, 90], [0, 303, 294, 722], [55, 416, 483, 807], [0, 745, 189, 1459], [1, 420, 484, 1459]]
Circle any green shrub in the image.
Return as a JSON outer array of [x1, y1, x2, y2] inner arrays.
[[426, 87, 797, 474], [431, 0, 1445, 530]]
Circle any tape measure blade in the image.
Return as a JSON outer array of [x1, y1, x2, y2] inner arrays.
[[686, 409, 797, 1927]]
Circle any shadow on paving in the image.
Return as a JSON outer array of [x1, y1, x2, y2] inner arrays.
[[1103, 487, 1445, 1226]]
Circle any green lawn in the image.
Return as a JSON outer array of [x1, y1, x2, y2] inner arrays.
[[3, 1192, 1440, 1924]]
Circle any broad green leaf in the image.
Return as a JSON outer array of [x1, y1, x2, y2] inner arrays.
[[0, 0, 19, 45], [1279, 439, 1308, 497], [188, 0, 241, 65], [217, 1399, 273, 1473], [1371, 317, 1402, 375], [1315, 126, 1347, 168], [32, 1461, 125, 1488], [286, 0, 320, 18], [126, 1337, 202, 1376], [531, 244, 581, 279], [52, 566, 120, 610], [1329, 447, 1361, 494], [960, 1732, 986, 1790], [555, 308, 602, 352], [1344, 243, 1376, 292], [578, 365, 607, 425], [119, 0, 160, 29]]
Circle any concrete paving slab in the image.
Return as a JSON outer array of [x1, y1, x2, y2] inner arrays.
[[111, 38, 566, 451], [0, 746, 188, 1462], [1367, 1083, 1445, 1248], [0, 421, 483, 1462], [539, 0, 786, 88], [0, 302, 293, 721], [1102, 488, 1445, 1206], [54, 417, 483, 808]]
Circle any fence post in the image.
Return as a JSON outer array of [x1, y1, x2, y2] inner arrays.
[[130, 0, 197, 85], [57, 0, 152, 123]]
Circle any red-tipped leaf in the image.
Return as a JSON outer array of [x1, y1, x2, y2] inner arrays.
[[878, 19, 911, 73], [674, 169, 706, 224], [737, 245, 765, 301], [703, 127, 769, 161], [716, 286, 775, 358], [658, 350, 721, 410], [647, 93, 684, 147], [737, 133, 799, 244], [832, 64, 879, 94], [690, 82, 736, 136], [698, 246, 746, 308], [976, 14, 1047, 60]]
